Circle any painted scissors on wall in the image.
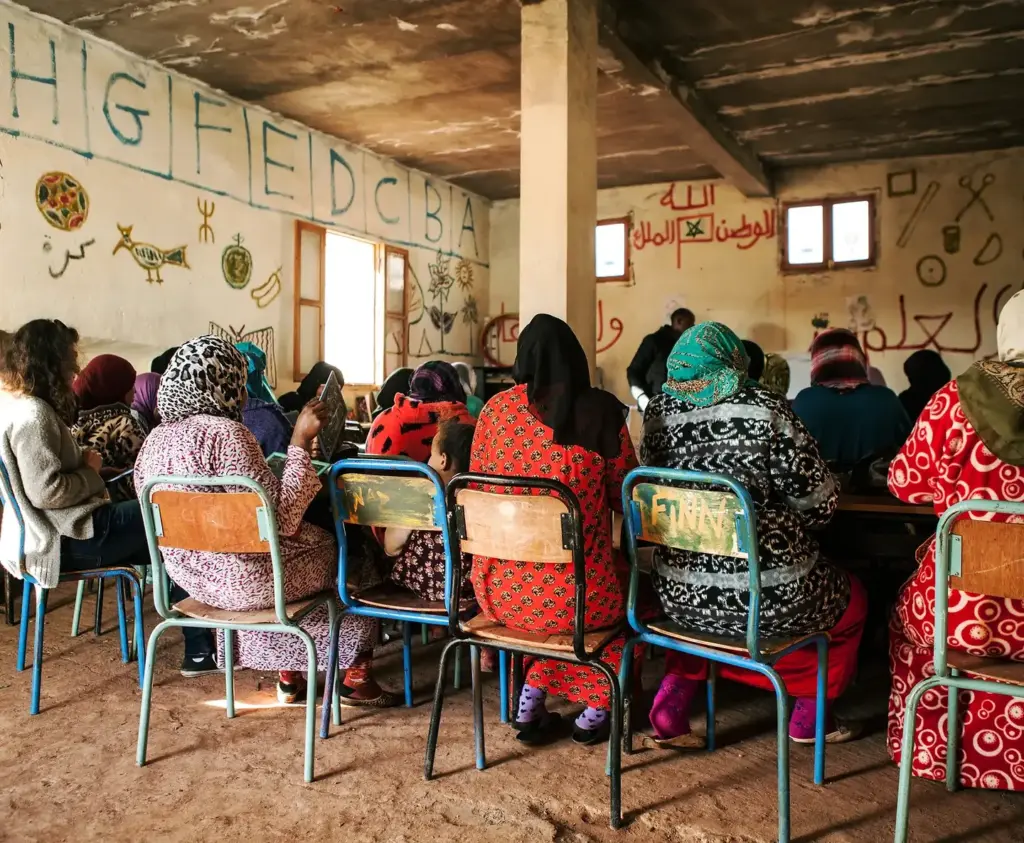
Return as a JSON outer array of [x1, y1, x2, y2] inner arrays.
[[955, 173, 995, 222]]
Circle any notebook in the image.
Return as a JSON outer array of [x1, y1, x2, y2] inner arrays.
[[267, 453, 331, 480], [316, 371, 347, 461]]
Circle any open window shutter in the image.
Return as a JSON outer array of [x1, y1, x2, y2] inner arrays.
[[382, 245, 409, 377], [293, 221, 325, 381]]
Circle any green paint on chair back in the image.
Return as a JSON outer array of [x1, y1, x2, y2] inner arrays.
[[632, 482, 746, 558]]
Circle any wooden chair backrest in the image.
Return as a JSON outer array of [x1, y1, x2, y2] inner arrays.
[[950, 518, 1024, 600], [151, 490, 270, 554], [336, 473, 439, 530], [632, 482, 747, 559], [454, 488, 573, 564]]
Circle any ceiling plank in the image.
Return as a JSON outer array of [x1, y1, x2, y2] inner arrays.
[[597, 1, 772, 197]]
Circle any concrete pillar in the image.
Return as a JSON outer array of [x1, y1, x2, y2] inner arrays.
[[518, 0, 598, 366]]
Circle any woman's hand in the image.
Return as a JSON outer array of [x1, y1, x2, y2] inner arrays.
[[83, 449, 103, 473], [291, 399, 329, 452]]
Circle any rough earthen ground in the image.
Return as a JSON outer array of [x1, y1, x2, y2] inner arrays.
[[1, 585, 1021, 843]]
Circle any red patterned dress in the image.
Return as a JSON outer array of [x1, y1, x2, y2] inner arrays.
[[469, 384, 637, 709], [887, 380, 1024, 790]]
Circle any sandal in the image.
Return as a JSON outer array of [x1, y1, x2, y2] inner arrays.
[[339, 684, 401, 708], [515, 712, 565, 745], [571, 719, 611, 746], [650, 731, 707, 750], [792, 721, 863, 744]]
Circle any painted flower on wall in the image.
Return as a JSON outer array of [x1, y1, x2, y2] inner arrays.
[[461, 294, 478, 325]]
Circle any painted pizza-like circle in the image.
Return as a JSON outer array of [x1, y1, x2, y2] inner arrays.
[[222, 237, 253, 290], [35, 172, 89, 231]]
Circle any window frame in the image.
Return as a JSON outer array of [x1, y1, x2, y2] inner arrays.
[[780, 193, 877, 273], [596, 215, 632, 284]]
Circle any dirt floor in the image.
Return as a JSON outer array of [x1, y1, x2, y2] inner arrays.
[[1, 584, 1022, 843]]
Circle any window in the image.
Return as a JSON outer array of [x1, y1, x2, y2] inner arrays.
[[596, 216, 631, 283], [781, 195, 876, 272], [294, 222, 407, 387]]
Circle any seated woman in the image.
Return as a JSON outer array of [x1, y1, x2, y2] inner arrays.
[[386, 418, 475, 602], [366, 361, 473, 461], [277, 361, 343, 416], [452, 362, 484, 417], [134, 337, 397, 706], [761, 352, 791, 397], [742, 339, 765, 381], [372, 367, 413, 420], [150, 346, 179, 375], [132, 372, 161, 433], [887, 292, 1024, 791], [71, 354, 147, 501], [793, 329, 911, 470], [898, 348, 951, 422], [471, 314, 637, 745], [642, 323, 866, 746], [236, 342, 292, 457]]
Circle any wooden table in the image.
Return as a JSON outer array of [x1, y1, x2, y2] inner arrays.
[[837, 494, 935, 517]]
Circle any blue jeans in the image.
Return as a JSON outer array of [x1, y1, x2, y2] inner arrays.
[[61, 502, 213, 657]]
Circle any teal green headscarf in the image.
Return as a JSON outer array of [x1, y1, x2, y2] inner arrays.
[[235, 342, 277, 404], [662, 322, 751, 407]]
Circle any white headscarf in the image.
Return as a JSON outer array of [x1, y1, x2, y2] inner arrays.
[[997, 291, 1024, 363]]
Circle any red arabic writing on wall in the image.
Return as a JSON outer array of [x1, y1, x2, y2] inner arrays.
[[481, 301, 625, 367]]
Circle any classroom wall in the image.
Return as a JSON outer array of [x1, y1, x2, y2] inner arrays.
[[0, 1, 489, 389], [488, 147, 1024, 401]]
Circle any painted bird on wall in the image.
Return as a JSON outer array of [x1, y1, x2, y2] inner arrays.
[[113, 224, 189, 283]]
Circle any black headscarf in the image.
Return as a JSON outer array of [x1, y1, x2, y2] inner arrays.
[[899, 349, 951, 422], [151, 346, 179, 375], [278, 361, 344, 413], [373, 367, 414, 418], [513, 313, 626, 459], [742, 340, 765, 382], [409, 361, 466, 404]]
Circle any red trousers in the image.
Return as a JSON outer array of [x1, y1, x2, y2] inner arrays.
[[665, 574, 867, 699]]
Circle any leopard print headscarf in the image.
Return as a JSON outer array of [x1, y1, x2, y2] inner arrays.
[[157, 335, 247, 424]]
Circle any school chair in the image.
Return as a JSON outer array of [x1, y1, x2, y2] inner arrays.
[[136, 474, 341, 783], [319, 458, 478, 734], [618, 467, 830, 843], [0, 455, 144, 715], [894, 499, 1024, 842], [423, 473, 626, 830]]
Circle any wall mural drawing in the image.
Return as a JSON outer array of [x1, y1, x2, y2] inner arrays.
[[208, 323, 277, 388], [973, 232, 1003, 266], [197, 198, 216, 243], [942, 224, 961, 254], [113, 224, 189, 283], [955, 173, 995, 222], [35, 172, 89, 231], [916, 255, 947, 288], [424, 250, 476, 353], [47, 239, 96, 279], [896, 180, 940, 248], [251, 267, 282, 308], [222, 234, 253, 289], [887, 170, 917, 198]]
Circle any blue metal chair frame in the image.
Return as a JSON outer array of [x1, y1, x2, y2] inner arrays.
[[893, 498, 1024, 842], [423, 473, 626, 830], [618, 467, 829, 843], [320, 458, 480, 735], [0, 456, 144, 715], [136, 474, 341, 783]]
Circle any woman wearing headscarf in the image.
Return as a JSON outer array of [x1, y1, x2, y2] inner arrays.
[[452, 361, 485, 417], [236, 343, 292, 457], [134, 337, 396, 706], [793, 329, 911, 469], [277, 361, 344, 416], [760, 353, 791, 397], [742, 340, 765, 382], [365, 361, 473, 462], [470, 314, 638, 745], [641, 323, 866, 746], [150, 346, 179, 376], [71, 354, 148, 501], [132, 372, 161, 433], [372, 367, 413, 420], [886, 292, 1024, 791], [898, 349, 951, 422]]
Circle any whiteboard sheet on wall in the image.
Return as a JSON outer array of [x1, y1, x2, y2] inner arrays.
[[783, 353, 811, 400]]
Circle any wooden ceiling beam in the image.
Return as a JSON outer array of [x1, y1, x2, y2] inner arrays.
[[596, 2, 773, 198]]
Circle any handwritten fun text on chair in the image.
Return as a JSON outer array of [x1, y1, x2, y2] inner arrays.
[[631, 482, 748, 558], [453, 489, 573, 564], [150, 490, 272, 554], [336, 473, 440, 530]]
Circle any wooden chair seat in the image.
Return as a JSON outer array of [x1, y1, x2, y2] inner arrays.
[[172, 592, 333, 625], [948, 651, 1024, 686], [460, 613, 620, 653], [647, 619, 826, 657], [353, 583, 475, 615]]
